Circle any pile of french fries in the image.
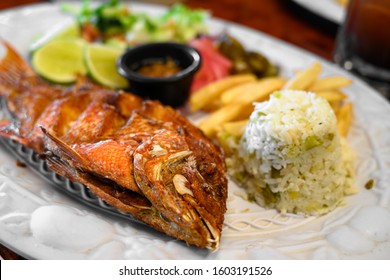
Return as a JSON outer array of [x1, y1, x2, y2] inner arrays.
[[189, 61, 353, 138]]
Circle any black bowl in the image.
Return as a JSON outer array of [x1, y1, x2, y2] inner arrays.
[[117, 42, 201, 107]]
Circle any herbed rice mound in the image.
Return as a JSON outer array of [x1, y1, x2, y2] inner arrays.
[[223, 90, 355, 216]]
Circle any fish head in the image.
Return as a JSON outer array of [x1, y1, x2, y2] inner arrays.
[[133, 129, 223, 250]]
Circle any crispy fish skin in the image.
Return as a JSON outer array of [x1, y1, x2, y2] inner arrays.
[[43, 112, 178, 194], [60, 101, 125, 144], [140, 101, 228, 230], [42, 123, 224, 249], [133, 129, 221, 249], [43, 149, 215, 249], [0, 41, 227, 250], [0, 41, 143, 152], [42, 105, 227, 249]]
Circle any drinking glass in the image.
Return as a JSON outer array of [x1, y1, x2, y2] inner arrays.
[[333, 0, 390, 98]]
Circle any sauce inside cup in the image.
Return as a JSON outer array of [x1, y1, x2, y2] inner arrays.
[[117, 43, 201, 108], [136, 57, 183, 78]]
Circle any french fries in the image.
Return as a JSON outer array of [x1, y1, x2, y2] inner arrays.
[[231, 77, 286, 105], [220, 81, 260, 104], [283, 62, 322, 90], [189, 74, 256, 111], [202, 99, 222, 112], [190, 61, 354, 139], [198, 103, 253, 136], [198, 77, 285, 136], [218, 120, 248, 137], [336, 102, 353, 137], [221, 77, 286, 105], [308, 76, 352, 92], [315, 90, 348, 103]]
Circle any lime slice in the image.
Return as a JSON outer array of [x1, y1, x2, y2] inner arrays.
[[54, 23, 80, 39], [32, 38, 87, 83], [85, 44, 128, 89], [30, 23, 81, 52]]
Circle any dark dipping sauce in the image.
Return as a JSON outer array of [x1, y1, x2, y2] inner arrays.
[[136, 57, 183, 77], [117, 42, 201, 107]]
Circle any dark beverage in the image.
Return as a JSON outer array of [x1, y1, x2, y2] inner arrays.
[[334, 0, 390, 96]]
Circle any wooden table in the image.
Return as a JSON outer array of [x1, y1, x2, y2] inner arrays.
[[0, 0, 339, 260]]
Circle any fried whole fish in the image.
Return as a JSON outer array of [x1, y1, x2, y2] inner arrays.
[[0, 41, 227, 250]]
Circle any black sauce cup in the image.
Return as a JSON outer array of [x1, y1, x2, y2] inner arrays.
[[117, 42, 201, 108]]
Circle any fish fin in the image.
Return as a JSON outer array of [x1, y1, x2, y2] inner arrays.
[[44, 152, 79, 181], [40, 126, 86, 165], [0, 119, 28, 145], [0, 39, 36, 95], [45, 151, 154, 213]]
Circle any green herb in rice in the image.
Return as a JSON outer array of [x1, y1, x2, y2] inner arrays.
[[221, 90, 357, 216]]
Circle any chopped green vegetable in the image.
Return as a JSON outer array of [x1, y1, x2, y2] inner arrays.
[[271, 167, 281, 178], [247, 193, 256, 203], [261, 186, 279, 205], [234, 171, 245, 182], [273, 91, 282, 98], [61, 0, 208, 44], [288, 191, 299, 199], [304, 135, 323, 150], [325, 133, 335, 141], [365, 179, 375, 190]]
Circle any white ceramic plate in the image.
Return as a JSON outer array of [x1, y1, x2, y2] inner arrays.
[[291, 0, 346, 24], [0, 3, 390, 260]]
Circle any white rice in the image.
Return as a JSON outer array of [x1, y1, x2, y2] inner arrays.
[[227, 90, 355, 216]]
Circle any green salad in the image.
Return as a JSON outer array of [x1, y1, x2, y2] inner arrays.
[[30, 0, 278, 90], [62, 0, 209, 44]]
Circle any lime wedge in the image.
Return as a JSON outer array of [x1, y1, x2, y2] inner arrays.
[[85, 44, 128, 89], [30, 23, 81, 52], [32, 38, 87, 83], [54, 23, 81, 39]]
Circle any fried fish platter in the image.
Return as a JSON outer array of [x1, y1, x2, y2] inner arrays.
[[0, 41, 227, 250]]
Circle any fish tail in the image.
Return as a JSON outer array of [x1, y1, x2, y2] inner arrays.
[[0, 39, 36, 96]]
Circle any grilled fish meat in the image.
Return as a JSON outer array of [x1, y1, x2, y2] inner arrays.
[[0, 41, 227, 250]]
